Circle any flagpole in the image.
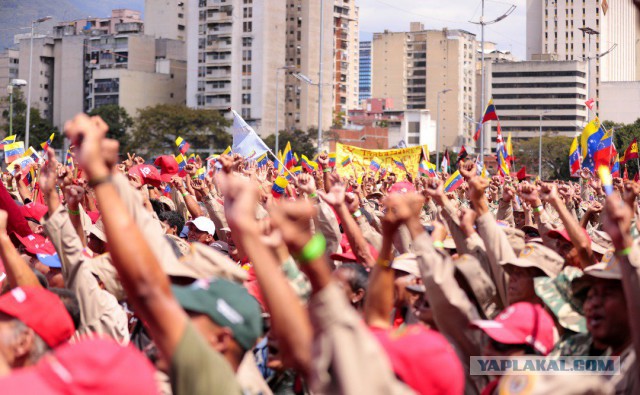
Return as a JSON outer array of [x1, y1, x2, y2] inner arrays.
[[266, 149, 295, 178]]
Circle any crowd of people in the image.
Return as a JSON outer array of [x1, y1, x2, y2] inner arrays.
[[0, 112, 637, 394]]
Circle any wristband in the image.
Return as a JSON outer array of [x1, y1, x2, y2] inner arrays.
[[88, 174, 112, 188], [532, 205, 544, 213], [323, 168, 332, 173], [182, 192, 190, 198], [616, 247, 632, 257], [68, 208, 80, 216], [352, 209, 362, 218], [297, 233, 326, 263], [433, 241, 445, 249], [377, 257, 392, 268], [309, 192, 317, 199]]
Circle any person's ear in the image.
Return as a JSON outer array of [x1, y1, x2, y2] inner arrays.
[[34, 225, 44, 235], [205, 234, 214, 244], [353, 288, 365, 304], [215, 327, 235, 354]]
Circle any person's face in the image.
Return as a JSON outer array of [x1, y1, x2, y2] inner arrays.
[[187, 224, 212, 244], [0, 313, 36, 373], [393, 271, 416, 308], [583, 279, 630, 348], [45, 268, 64, 288], [554, 239, 580, 267], [506, 266, 540, 305], [514, 212, 525, 229], [87, 235, 106, 255], [332, 268, 365, 309]]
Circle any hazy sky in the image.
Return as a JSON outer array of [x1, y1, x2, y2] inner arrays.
[[358, 0, 527, 59]]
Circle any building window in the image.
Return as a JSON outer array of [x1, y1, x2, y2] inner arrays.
[[242, 79, 251, 90], [242, 94, 251, 105], [242, 108, 251, 118], [243, 7, 252, 18], [242, 37, 252, 47], [242, 50, 252, 61], [243, 21, 252, 32], [242, 64, 252, 75], [199, 0, 206, 6]]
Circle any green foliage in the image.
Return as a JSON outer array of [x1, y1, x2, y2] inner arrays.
[[263, 128, 317, 158], [0, 89, 60, 148], [603, 118, 640, 177], [88, 105, 134, 151], [129, 104, 231, 157], [514, 134, 574, 181]]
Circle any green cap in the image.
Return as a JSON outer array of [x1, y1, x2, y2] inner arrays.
[[172, 278, 263, 350], [534, 266, 586, 333]]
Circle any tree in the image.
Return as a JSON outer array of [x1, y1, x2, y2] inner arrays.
[[88, 105, 134, 150], [603, 117, 640, 177], [514, 134, 573, 180], [263, 128, 317, 158], [0, 89, 60, 148], [129, 104, 231, 157]]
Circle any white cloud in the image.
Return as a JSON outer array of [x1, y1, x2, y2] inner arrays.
[[358, 0, 527, 59]]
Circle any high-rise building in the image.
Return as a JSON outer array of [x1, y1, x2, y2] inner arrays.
[[526, 0, 640, 107], [183, 0, 287, 136], [145, 0, 188, 41], [372, 23, 476, 151], [333, 0, 359, 121], [0, 49, 20, 127], [358, 41, 372, 102], [486, 60, 588, 144]]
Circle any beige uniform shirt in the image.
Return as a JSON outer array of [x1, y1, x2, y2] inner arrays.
[[313, 198, 342, 257], [203, 194, 229, 241], [42, 205, 129, 344], [411, 232, 488, 395], [476, 212, 515, 308], [307, 283, 415, 394]]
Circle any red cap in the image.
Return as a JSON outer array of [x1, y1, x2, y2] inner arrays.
[[388, 181, 416, 194], [329, 234, 379, 263], [547, 227, 590, 244], [0, 287, 74, 347], [471, 302, 555, 355], [370, 325, 464, 395], [14, 233, 57, 256], [0, 338, 157, 394], [154, 155, 179, 183], [19, 202, 48, 221], [128, 164, 163, 188]]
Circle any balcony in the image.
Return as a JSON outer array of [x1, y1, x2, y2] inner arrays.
[[205, 69, 231, 79], [206, 41, 232, 51], [207, 12, 232, 23]]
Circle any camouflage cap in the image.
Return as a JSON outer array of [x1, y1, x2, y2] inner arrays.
[[500, 243, 564, 278], [534, 266, 587, 333], [454, 254, 498, 319]]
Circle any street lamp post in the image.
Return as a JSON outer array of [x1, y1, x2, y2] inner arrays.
[[579, 27, 599, 103], [470, 2, 515, 160], [275, 65, 295, 155], [539, 110, 550, 177], [436, 88, 452, 167], [7, 79, 28, 136], [25, 15, 52, 148]]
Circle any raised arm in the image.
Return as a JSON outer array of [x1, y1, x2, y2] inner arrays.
[[0, 210, 41, 288]]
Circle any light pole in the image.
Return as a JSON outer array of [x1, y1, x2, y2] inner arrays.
[[538, 110, 550, 177], [275, 65, 295, 154], [470, 2, 515, 160], [7, 79, 27, 136], [317, 0, 325, 154], [25, 15, 52, 148], [291, 72, 331, 152], [579, 27, 599, 104], [436, 88, 451, 167]]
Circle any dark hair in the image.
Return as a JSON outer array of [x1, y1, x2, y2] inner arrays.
[[33, 269, 49, 289], [159, 210, 185, 234], [49, 288, 81, 330], [337, 263, 369, 293], [149, 199, 166, 217]]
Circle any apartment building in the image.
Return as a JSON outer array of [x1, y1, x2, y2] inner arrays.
[[486, 60, 588, 143], [372, 23, 476, 152], [145, 0, 188, 41], [0, 49, 20, 126], [54, 9, 144, 37], [333, 0, 359, 118], [359, 40, 372, 102], [526, 0, 640, 106]]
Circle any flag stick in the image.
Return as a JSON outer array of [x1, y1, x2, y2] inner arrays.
[[266, 149, 295, 178]]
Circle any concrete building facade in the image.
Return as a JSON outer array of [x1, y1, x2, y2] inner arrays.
[[358, 40, 371, 102], [145, 0, 187, 41], [600, 82, 640, 124], [0, 49, 20, 128], [333, 0, 359, 120], [486, 60, 588, 146], [526, 0, 640, 107], [372, 23, 476, 152]]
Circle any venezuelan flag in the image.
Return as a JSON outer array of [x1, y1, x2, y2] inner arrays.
[[293, 153, 299, 166], [256, 152, 269, 167], [419, 160, 436, 177], [611, 155, 620, 178], [328, 152, 336, 168], [341, 156, 351, 167], [222, 146, 232, 156], [175, 137, 190, 154], [443, 170, 464, 192], [271, 176, 289, 198], [597, 166, 614, 196], [0, 135, 16, 146], [569, 136, 581, 177], [175, 153, 186, 171], [40, 133, 54, 152], [593, 129, 613, 169], [187, 153, 196, 164], [393, 159, 407, 173], [581, 117, 605, 171], [497, 149, 510, 176], [301, 155, 318, 172], [286, 166, 302, 181], [196, 167, 206, 180], [65, 148, 74, 169], [369, 158, 381, 172], [506, 132, 513, 162], [4, 141, 25, 164], [283, 142, 295, 169], [24, 147, 43, 165], [481, 98, 498, 123]]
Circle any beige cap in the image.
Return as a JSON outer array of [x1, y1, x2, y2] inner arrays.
[[157, 196, 176, 212], [89, 218, 107, 243], [500, 243, 564, 278], [85, 254, 127, 302], [390, 253, 420, 277], [454, 254, 498, 319], [498, 372, 614, 395], [166, 234, 191, 257], [502, 227, 525, 255], [582, 249, 622, 280], [589, 230, 613, 255], [164, 242, 248, 283]]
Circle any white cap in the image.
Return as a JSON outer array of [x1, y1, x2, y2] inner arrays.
[[187, 217, 216, 236]]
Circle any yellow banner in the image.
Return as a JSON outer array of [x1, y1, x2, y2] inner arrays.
[[335, 143, 425, 177]]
